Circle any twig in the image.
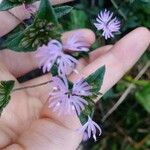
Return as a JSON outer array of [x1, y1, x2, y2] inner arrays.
[[13, 80, 52, 92], [114, 122, 134, 145], [102, 61, 150, 122], [91, 0, 95, 7], [134, 134, 150, 149], [111, 0, 127, 20]]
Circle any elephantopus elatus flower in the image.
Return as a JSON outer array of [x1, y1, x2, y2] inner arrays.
[[94, 9, 121, 39], [79, 116, 102, 141], [48, 76, 92, 115], [35, 34, 90, 75]]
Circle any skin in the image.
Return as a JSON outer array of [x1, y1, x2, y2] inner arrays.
[[0, 0, 149, 149]]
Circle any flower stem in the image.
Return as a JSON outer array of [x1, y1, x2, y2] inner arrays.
[[13, 80, 52, 92], [102, 61, 150, 122]]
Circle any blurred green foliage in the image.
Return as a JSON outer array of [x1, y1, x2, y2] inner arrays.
[[59, 0, 150, 149], [136, 84, 150, 113]]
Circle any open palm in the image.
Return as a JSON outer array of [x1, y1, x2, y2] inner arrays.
[[0, 1, 149, 149]]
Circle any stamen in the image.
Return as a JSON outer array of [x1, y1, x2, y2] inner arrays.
[[93, 134, 97, 142]]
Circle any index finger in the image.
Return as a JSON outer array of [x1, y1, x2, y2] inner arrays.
[[0, 0, 74, 36]]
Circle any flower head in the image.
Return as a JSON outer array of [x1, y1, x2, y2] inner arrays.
[[48, 76, 91, 115], [21, 3, 37, 19], [24, 4, 37, 14], [79, 116, 102, 141], [35, 40, 78, 75], [63, 34, 90, 52], [35, 33, 91, 75], [57, 53, 78, 75], [94, 9, 120, 39], [21, 19, 57, 48], [72, 78, 92, 96]]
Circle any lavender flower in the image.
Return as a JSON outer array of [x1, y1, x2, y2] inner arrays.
[[49, 76, 91, 115], [22, 4, 37, 20], [57, 53, 78, 75], [72, 78, 92, 96], [94, 9, 120, 39], [79, 116, 102, 141], [23, 4, 37, 14], [35, 33, 90, 75], [63, 34, 90, 52], [35, 40, 78, 75]]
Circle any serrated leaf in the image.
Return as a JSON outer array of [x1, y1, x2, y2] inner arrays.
[[0, 0, 17, 11], [0, 19, 34, 51], [0, 80, 15, 114], [79, 66, 106, 124], [4, 30, 34, 52], [54, 5, 73, 18], [7, 31, 33, 51], [85, 65, 106, 93], [36, 0, 58, 24], [135, 85, 150, 113], [0, 0, 38, 11]]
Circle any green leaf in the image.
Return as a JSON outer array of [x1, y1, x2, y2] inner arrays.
[[71, 51, 89, 59], [0, 0, 62, 52], [54, 5, 73, 18], [7, 31, 33, 51], [79, 66, 106, 124], [68, 10, 89, 29], [0, 80, 15, 114], [79, 101, 95, 125], [36, 0, 58, 24], [85, 65, 106, 93], [0, 0, 17, 11], [0, 0, 38, 11], [0, 19, 34, 51], [3, 29, 33, 52], [135, 85, 150, 113]]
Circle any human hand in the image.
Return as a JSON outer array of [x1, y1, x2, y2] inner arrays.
[[0, 0, 150, 149]]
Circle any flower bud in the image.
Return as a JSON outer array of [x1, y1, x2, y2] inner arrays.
[[20, 19, 60, 49], [32, 38, 41, 48], [20, 37, 32, 48], [28, 32, 37, 38]]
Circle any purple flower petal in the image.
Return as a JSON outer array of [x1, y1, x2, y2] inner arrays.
[[58, 53, 78, 75], [63, 33, 90, 52], [82, 132, 89, 141], [35, 40, 78, 75], [72, 78, 92, 96], [49, 76, 89, 116], [70, 95, 88, 115], [78, 116, 102, 141], [51, 76, 68, 93], [25, 4, 37, 14]]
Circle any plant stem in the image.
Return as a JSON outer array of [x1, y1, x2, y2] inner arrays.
[[91, 0, 95, 7], [102, 61, 150, 122], [13, 80, 52, 92]]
